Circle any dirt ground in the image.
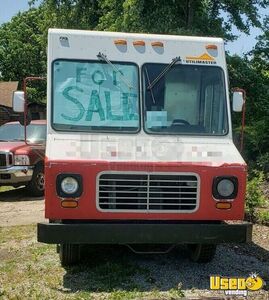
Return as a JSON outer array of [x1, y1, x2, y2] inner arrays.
[[0, 188, 45, 226]]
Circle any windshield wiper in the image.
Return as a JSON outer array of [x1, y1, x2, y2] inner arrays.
[[147, 56, 181, 90], [97, 52, 134, 90]]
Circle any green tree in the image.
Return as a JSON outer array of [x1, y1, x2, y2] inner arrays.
[[44, 0, 268, 41], [227, 20, 269, 164], [0, 7, 47, 86]]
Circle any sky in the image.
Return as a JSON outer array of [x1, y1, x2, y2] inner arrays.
[[0, 0, 266, 56]]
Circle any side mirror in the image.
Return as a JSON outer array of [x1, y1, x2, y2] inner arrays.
[[232, 91, 244, 112], [13, 91, 25, 112]]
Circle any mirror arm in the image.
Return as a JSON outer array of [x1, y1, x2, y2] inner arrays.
[[232, 88, 246, 153], [22, 76, 46, 145]]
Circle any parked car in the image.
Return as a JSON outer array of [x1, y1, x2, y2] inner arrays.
[[0, 120, 46, 196]]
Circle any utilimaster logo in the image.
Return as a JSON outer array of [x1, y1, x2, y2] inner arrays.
[[185, 53, 217, 65], [210, 273, 264, 297]]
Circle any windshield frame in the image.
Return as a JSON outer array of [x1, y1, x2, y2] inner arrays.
[[51, 58, 141, 134], [142, 63, 229, 137]]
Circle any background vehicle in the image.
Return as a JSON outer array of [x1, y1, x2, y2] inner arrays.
[[14, 29, 251, 266], [0, 120, 46, 196]]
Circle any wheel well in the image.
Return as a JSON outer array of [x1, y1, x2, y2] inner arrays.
[[35, 160, 44, 168]]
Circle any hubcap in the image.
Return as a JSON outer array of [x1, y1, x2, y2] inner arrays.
[[36, 173, 45, 191]]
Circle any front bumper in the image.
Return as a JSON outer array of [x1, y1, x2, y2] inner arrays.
[[0, 166, 34, 185], [37, 221, 252, 244]]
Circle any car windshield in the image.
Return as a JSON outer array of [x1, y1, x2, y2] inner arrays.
[[52, 60, 139, 132], [143, 64, 228, 135], [0, 124, 46, 142]]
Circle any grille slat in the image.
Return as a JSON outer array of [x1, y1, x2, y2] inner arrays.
[[97, 172, 199, 212], [100, 202, 196, 206], [0, 152, 13, 168]]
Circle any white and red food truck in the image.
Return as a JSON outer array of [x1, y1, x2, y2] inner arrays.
[[13, 29, 252, 266]]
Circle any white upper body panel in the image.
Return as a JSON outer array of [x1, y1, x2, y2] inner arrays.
[[46, 132, 245, 166], [46, 29, 244, 166]]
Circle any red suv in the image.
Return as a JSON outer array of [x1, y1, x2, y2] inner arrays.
[[0, 120, 46, 196]]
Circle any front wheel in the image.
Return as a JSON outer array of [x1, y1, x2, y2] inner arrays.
[[26, 163, 45, 197], [188, 244, 217, 263], [59, 244, 81, 267]]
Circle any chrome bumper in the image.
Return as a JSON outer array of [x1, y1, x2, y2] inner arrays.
[[0, 166, 34, 184]]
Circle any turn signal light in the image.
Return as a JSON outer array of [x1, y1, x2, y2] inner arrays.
[[151, 41, 164, 47], [216, 202, 232, 209], [114, 39, 127, 45], [133, 40, 145, 46], [61, 200, 78, 208]]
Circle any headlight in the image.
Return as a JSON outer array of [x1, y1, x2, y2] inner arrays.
[[61, 177, 79, 194], [213, 176, 238, 199], [14, 155, 30, 165], [56, 174, 83, 198], [217, 179, 234, 197]]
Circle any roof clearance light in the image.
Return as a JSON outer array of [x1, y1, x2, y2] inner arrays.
[[206, 44, 218, 50], [114, 39, 127, 46], [151, 41, 164, 47], [133, 40, 145, 46]]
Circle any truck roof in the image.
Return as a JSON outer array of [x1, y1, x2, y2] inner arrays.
[[48, 28, 224, 44], [5, 120, 47, 125], [48, 29, 226, 67]]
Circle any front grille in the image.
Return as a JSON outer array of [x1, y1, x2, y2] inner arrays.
[[97, 172, 199, 212], [0, 152, 13, 168]]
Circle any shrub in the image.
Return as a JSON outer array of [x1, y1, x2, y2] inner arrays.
[[245, 171, 266, 220], [256, 153, 269, 177]]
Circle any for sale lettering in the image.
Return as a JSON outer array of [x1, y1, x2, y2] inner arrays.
[[54, 63, 139, 125], [61, 86, 138, 122]]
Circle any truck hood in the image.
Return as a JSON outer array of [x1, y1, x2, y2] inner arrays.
[[0, 141, 29, 153], [46, 134, 246, 167]]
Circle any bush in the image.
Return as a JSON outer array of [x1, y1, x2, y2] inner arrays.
[[245, 171, 266, 220], [256, 153, 269, 176]]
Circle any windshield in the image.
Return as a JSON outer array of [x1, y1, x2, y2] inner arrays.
[[143, 64, 228, 135], [0, 124, 46, 142], [52, 60, 139, 132]]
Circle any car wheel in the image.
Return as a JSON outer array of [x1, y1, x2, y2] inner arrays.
[[26, 163, 45, 197], [188, 244, 216, 263], [59, 244, 81, 267]]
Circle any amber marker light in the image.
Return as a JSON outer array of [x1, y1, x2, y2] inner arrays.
[[206, 44, 218, 50], [151, 41, 164, 47], [133, 40, 145, 46], [61, 200, 78, 208], [114, 39, 127, 45], [216, 202, 232, 209]]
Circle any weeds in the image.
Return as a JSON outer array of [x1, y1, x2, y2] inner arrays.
[[246, 171, 268, 222]]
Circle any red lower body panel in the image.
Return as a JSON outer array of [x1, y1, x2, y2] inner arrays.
[[45, 160, 246, 221]]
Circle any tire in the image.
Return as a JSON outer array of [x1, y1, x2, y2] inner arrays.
[[188, 244, 217, 263], [26, 163, 45, 197], [59, 244, 81, 267]]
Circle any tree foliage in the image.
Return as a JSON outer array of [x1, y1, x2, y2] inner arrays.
[[0, 0, 268, 167], [44, 0, 268, 41], [0, 7, 47, 86]]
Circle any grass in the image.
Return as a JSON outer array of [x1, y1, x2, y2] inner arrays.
[[0, 225, 185, 300], [256, 210, 269, 225], [0, 186, 14, 193]]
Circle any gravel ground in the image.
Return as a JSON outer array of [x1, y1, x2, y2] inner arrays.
[[0, 188, 268, 299]]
